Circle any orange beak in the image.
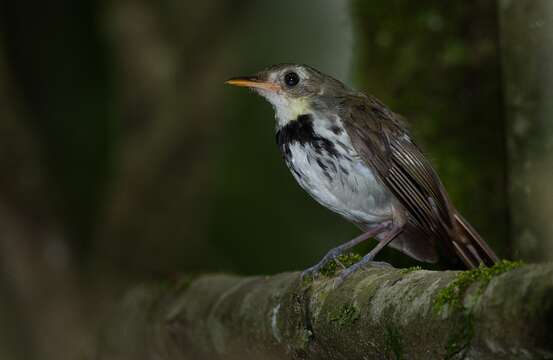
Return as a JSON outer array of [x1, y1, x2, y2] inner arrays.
[[225, 76, 281, 92]]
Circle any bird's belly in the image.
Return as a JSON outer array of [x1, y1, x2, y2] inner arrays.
[[285, 142, 393, 225]]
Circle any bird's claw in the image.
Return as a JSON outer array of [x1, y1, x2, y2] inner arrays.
[[300, 264, 324, 280], [301, 251, 393, 285], [300, 253, 341, 280]]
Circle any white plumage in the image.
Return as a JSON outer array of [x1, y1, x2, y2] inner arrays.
[[281, 114, 394, 227]]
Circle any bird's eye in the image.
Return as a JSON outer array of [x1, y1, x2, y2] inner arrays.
[[284, 71, 300, 87]]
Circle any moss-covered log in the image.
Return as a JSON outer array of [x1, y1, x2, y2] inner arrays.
[[98, 262, 553, 360]]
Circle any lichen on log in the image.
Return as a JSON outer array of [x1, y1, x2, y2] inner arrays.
[[97, 262, 553, 360]]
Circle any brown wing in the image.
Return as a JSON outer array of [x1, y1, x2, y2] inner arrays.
[[340, 95, 498, 268]]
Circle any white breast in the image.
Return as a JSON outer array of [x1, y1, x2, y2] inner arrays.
[[284, 119, 394, 226]]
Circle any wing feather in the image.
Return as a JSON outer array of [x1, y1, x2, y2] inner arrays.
[[339, 94, 497, 268]]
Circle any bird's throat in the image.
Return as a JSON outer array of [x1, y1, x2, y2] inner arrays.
[[266, 94, 310, 127]]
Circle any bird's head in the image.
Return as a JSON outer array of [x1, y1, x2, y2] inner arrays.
[[226, 64, 350, 125]]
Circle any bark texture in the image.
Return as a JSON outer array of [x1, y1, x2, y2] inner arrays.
[[98, 263, 553, 360]]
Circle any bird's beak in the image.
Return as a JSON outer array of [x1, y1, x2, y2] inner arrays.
[[225, 76, 281, 92]]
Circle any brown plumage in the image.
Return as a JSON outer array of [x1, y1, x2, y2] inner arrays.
[[341, 94, 499, 269]]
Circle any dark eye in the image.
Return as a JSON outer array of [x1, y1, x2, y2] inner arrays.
[[284, 71, 300, 87]]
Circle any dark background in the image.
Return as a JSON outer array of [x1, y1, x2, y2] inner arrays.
[[0, 1, 551, 359]]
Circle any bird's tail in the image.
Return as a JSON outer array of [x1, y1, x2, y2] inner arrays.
[[451, 212, 499, 269]]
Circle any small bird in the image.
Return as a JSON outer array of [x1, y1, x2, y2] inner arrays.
[[226, 64, 498, 282]]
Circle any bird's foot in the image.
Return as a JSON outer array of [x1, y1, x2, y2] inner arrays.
[[300, 249, 346, 280], [300, 228, 384, 281]]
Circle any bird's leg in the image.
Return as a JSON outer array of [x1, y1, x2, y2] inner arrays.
[[301, 223, 388, 279], [336, 225, 403, 285]]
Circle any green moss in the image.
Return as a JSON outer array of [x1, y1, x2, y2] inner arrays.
[[384, 325, 403, 360], [293, 328, 313, 352], [328, 303, 360, 327], [319, 253, 362, 277], [433, 260, 524, 358], [434, 260, 524, 311], [300, 274, 315, 286], [400, 266, 422, 274]]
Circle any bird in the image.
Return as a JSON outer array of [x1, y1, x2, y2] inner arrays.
[[226, 64, 499, 283]]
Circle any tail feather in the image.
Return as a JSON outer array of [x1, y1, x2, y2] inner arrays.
[[452, 212, 499, 269]]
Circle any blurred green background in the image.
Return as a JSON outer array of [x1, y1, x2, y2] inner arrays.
[[1, 0, 552, 359]]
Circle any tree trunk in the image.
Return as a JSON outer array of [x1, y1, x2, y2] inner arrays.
[[498, 0, 553, 261]]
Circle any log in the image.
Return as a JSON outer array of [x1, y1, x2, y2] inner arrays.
[[97, 261, 553, 360]]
